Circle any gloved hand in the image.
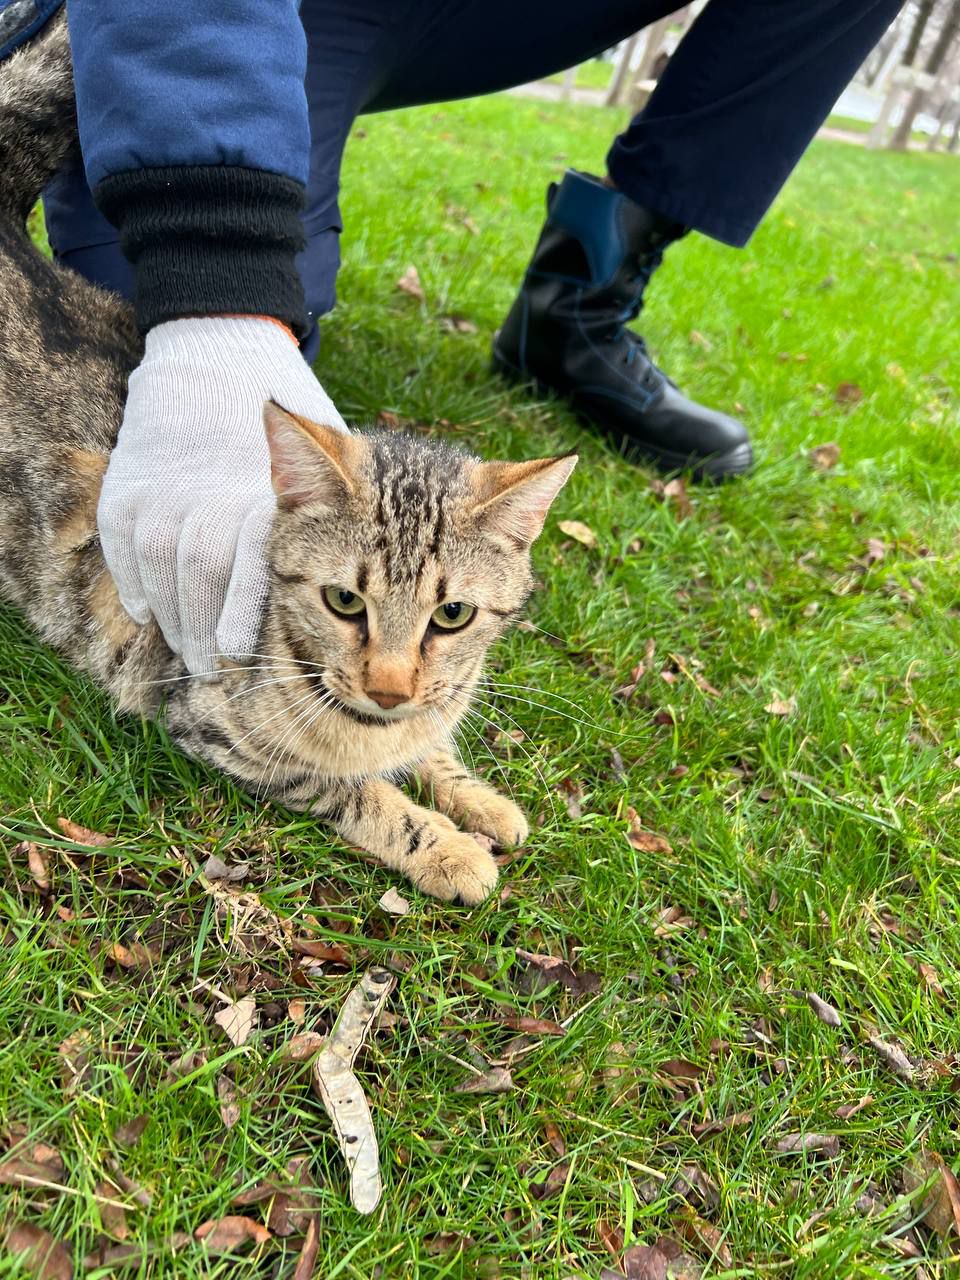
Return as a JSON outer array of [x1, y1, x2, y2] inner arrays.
[[97, 316, 347, 675]]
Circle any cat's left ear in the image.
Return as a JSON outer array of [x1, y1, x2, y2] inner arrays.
[[263, 402, 362, 511], [470, 454, 578, 548]]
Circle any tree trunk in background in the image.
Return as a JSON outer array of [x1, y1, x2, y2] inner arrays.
[[902, 0, 937, 65], [606, 32, 641, 106], [948, 109, 960, 147], [560, 65, 577, 102], [889, 0, 960, 147], [627, 14, 674, 112]]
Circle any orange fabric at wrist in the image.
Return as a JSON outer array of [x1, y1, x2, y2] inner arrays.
[[218, 313, 301, 346]]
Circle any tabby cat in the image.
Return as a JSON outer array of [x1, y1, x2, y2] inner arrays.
[[0, 16, 576, 904]]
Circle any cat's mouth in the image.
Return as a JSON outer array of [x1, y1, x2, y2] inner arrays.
[[319, 681, 422, 727]]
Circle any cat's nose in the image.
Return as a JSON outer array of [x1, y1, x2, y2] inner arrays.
[[366, 688, 411, 710]]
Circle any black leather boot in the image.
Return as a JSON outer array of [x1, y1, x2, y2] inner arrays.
[[493, 170, 752, 479]]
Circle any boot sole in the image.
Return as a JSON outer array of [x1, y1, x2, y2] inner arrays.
[[491, 348, 753, 482]]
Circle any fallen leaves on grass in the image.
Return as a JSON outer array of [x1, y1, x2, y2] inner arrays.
[[114, 1114, 149, 1148], [3, 1223, 72, 1279], [234, 1157, 318, 1237], [312, 967, 396, 1213], [806, 992, 842, 1028], [868, 1032, 916, 1081], [57, 816, 111, 846], [0, 1149, 67, 1191], [424, 1232, 474, 1254], [773, 1133, 840, 1157], [917, 962, 945, 998], [529, 1162, 570, 1200], [215, 995, 258, 1047], [626, 808, 673, 855], [195, 1215, 271, 1252], [835, 1094, 873, 1120], [515, 948, 601, 997], [453, 1067, 513, 1095], [281, 1032, 327, 1063], [557, 519, 598, 549], [19, 842, 50, 892], [95, 1178, 129, 1239], [835, 381, 864, 407], [809, 442, 841, 470], [378, 888, 409, 915], [290, 938, 351, 965], [104, 941, 157, 971], [622, 1243, 669, 1279], [691, 1110, 753, 1139], [675, 1208, 733, 1268], [217, 1076, 240, 1129], [293, 1218, 320, 1279], [558, 777, 585, 820], [395, 265, 425, 301], [764, 695, 797, 716], [903, 1152, 960, 1239], [288, 998, 306, 1024], [439, 313, 478, 334], [653, 906, 694, 938], [543, 1122, 565, 1158], [497, 1014, 565, 1036], [202, 855, 249, 883], [651, 477, 694, 520]]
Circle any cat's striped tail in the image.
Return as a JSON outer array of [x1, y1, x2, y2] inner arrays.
[[0, 7, 75, 224]]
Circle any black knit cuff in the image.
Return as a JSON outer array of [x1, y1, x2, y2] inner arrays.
[[94, 166, 308, 336]]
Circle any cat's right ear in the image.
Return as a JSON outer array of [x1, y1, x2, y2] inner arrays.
[[263, 402, 360, 511]]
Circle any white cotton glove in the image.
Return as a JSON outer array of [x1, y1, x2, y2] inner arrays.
[[97, 316, 347, 675]]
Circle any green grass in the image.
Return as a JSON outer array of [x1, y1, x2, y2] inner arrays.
[[547, 60, 615, 91], [826, 112, 932, 144], [3, 93, 960, 1278]]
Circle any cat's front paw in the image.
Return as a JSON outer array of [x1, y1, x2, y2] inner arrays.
[[458, 790, 529, 849], [412, 829, 499, 906]]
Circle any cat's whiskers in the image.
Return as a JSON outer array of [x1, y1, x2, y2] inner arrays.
[[457, 693, 554, 816], [479, 677, 640, 741], [255, 687, 339, 802], [223, 684, 330, 760]]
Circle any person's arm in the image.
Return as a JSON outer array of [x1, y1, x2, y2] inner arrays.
[[68, 0, 311, 332], [68, 1, 346, 676]]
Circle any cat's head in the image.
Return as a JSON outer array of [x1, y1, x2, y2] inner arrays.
[[261, 403, 576, 726]]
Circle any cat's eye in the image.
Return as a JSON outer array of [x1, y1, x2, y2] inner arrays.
[[430, 601, 476, 631], [323, 586, 366, 618]]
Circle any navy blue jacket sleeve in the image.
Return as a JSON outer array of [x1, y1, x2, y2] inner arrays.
[[67, 0, 312, 334]]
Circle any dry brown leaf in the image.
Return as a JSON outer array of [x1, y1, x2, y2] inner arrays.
[[623, 1243, 669, 1280], [597, 1220, 624, 1260], [281, 1032, 327, 1063], [424, 1232, 474, 1254], [83, 1234, 190, 1271], [378, 888, 410, 915], [662, 478, 694, 520], [195, 1215, 271, 1252], [217, 1076, 241, 1129], [806, 992, 842, 1028], [835, 381, 864, 406], [528, 1161, 570, 1200], [917, 962, 945, 998], [835, 1094, 873, 1120], [868, 1033, 915, 1081], [290, 938, 351, 965], [202, 855, 248, 882], [675, 1208, 733, 1267], [764, 695, 797, 716], [557, 519, 598, 549], [57, 816, 111, 846], [114, 1114, 149, 1148], [675, 1165, 720, 1214], [440, 313, 478, 334], [903, 1152, 960, 1238], [105, 941, 156, 970], [688, 330, 713, 351], [691, 1110, 753, 1139], [95, 1178, 129, 1239], [809, 442, 841, 470], [21, 843, 50, 892], [515, 948, 601, 997], [214, 996, 257, 1047], [498, 1015, 565, 1036], [653, 905, 693, 938], [773, 1133, 840, 1157], [288, 998, 306, 1025], [292, 1217, 320, 1280], [626, 808, 673, 855], [0, 1154, 67, 1191], [395, 265, 425, 302], [453, 1067, 513, 1095], [543, 1122, 565, 1158], [559, 777, 585, 820], [862, 537, 886, 566], [4, 1223, 72, 1279]]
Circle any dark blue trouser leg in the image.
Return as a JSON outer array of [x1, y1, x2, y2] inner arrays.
[[607, 0, 903, 246], [43, 0, 903, 343]]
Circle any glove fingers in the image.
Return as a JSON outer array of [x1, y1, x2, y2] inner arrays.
[[215, 500, 276, 662], [177, 501, 246, 677], [133, 505, 189, 660], [97, 493, 151, 625]]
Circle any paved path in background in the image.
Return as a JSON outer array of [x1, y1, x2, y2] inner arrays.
[[508, 81, 935, 151]]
